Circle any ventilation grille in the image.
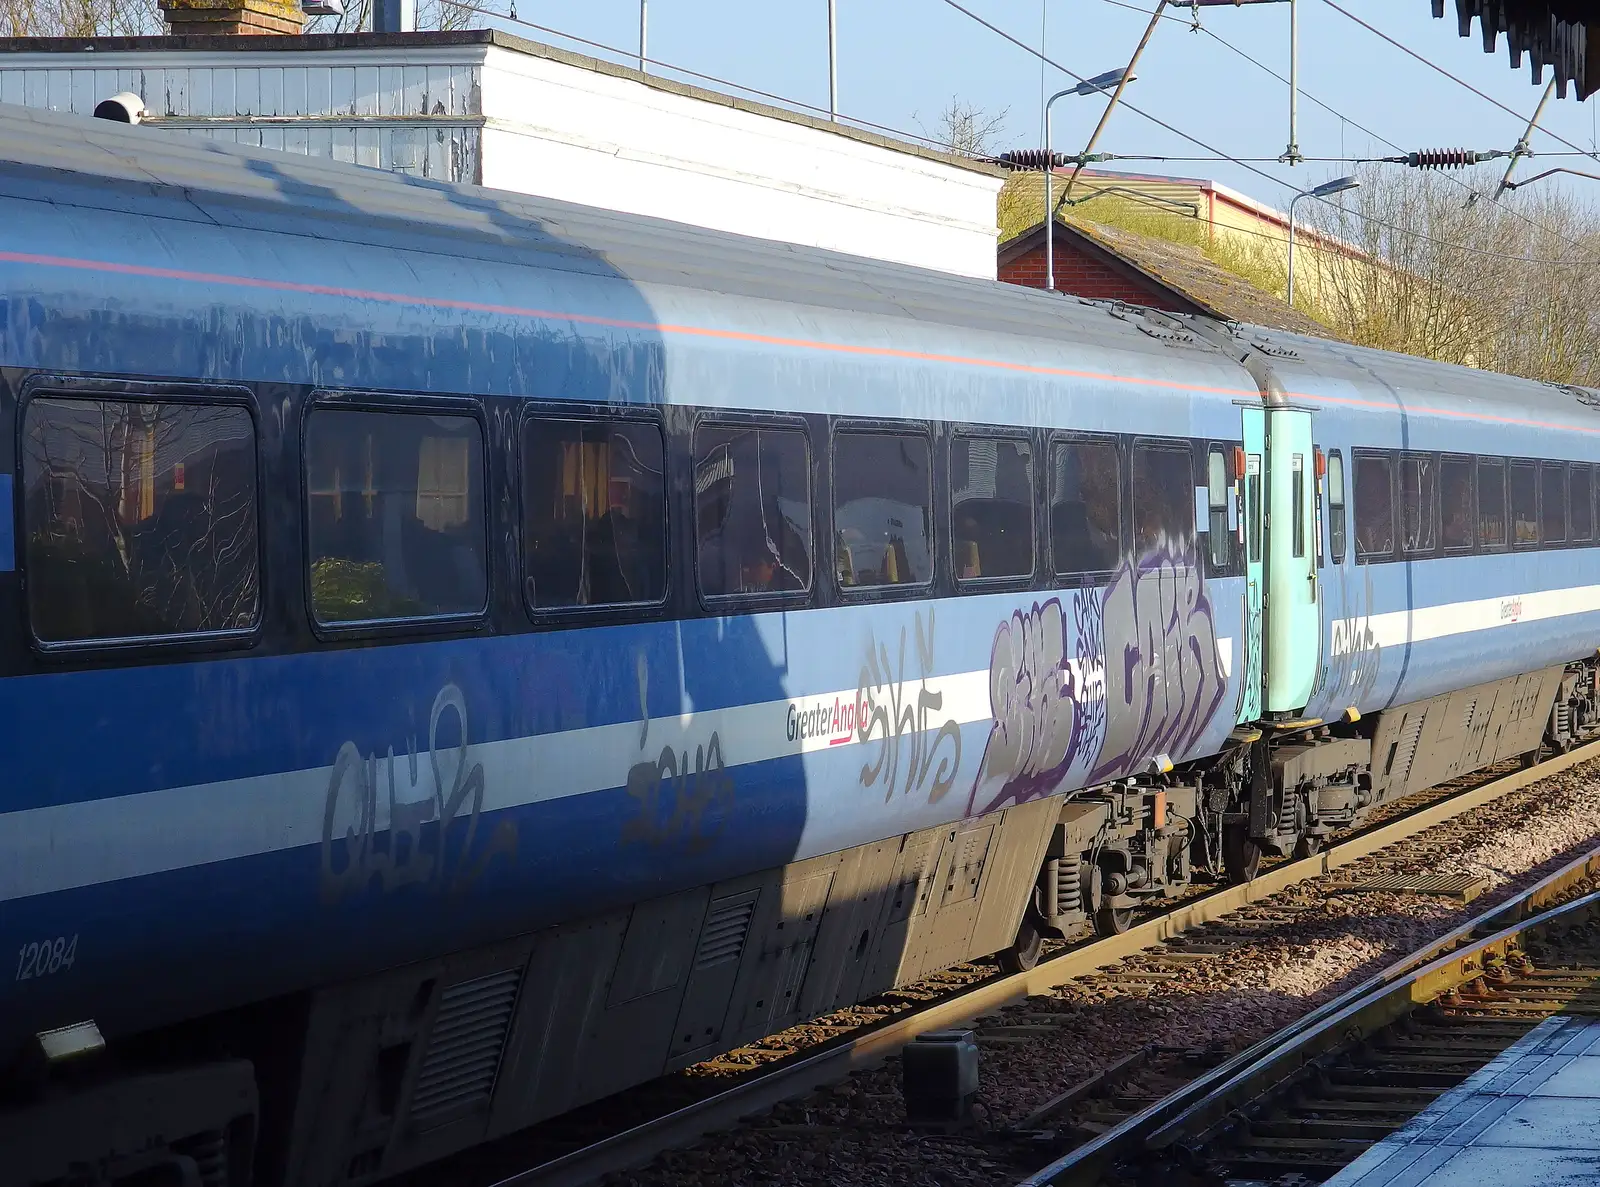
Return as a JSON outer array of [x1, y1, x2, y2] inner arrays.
[[1387, 715, 1425, 788], [694, 895, 757, 971], [408, 969, 521, 1126], [1461, 698, 1479, 737]]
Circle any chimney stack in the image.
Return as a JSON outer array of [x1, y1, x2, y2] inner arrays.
[[158, 0, 305, 35]]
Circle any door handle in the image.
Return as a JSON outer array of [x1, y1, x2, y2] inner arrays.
[[1308, 573, 1318, 602]]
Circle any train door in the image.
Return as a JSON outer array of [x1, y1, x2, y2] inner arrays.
[[1238, 408, 1265, 723], [1265, 407, 1320, 714]]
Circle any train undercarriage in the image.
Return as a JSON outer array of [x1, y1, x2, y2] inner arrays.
[[11, 659, 1600, 1187]]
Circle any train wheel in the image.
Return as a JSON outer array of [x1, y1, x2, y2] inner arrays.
[[1093, 906, 1135, 936], [1293, 834, 1323, 860], [1223, 823, 1262, 883], [997, 910, 1045, 974]]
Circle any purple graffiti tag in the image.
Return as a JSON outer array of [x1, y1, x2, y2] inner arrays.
[[968, 599, 1086, 815], [1089, 539, 1226, 783]]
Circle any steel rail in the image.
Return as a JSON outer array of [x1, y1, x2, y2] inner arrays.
[[1015, 824, 1600, 1183], [491, 737, 1600, 1187]]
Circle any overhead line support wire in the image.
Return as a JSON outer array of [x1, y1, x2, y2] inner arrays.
[[1318, 0, 1599, 165], [1094, 0, 1584, 248], [938, 0, 1591, 265]]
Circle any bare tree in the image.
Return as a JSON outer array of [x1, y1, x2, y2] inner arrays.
[[0, 0, 161, 35], [1299, 165, 1600, 386], [917, 96, 1009, 159]]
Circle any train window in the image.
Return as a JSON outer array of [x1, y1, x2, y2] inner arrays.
[[523, 417, 667, 609], [1399, 453, 1436, 555], [1354, 452, 1394, 560], [1051, 437, 1122, 576], [834, 429, 933, 588], [1292, 453, 1307, 558], [1440, 456, 1474, 552], [22, 396, 260, 644], [695, 424, 812, 598], [1509, 460, 1539, 546], [306, 408, 487, 624], [1206, 446, 1230, 569], [1478, 458, 1506, 548], [1247, 454, 1262, 564], [1541, 462, 1568, 544], [1132, 441, 1193, 556], [951, 435, 1034, 582], [1572, 464, 1594, 543], [1327, 450, 1347, 563]]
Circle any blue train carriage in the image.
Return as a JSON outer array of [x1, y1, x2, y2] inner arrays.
[[0, 104, 1270, 1184], [1209, 322, 1600, 879]]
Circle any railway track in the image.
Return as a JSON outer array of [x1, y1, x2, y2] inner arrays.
[[1022, 834, 1600, 1186], [405, 739, 1600, 1187]]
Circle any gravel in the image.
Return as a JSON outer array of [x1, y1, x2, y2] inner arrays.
[[604, 759, 1600, 1187]]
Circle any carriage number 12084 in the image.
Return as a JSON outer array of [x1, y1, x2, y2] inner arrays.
[[15, 936, 77, 981]]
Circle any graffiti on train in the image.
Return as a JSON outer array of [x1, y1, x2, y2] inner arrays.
[[1090, 541, 1226, 782], [623, 732, 736, 853], [857, 608, 962, 804], [968, 599, 1086, 814], [320, 684, 517, 904], [622, 653, 736, 853], [970, 540, 1227, 812], [1320, 564, 1382, 707]]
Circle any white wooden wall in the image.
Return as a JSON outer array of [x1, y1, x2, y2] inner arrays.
[[0, 41, 1002, 277]]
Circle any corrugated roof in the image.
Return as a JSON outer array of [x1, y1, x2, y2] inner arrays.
[[999, 215, 1334, 340]]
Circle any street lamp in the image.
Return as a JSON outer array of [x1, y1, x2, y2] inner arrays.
[[1044, 68, 1135, 293], [1286, 175, 1359, 307]]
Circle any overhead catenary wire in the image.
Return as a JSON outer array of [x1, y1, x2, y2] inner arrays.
[[1096, 0, 1581, 246], [1317, 0, 1600, 165], [934, 0, 1591, 264], [438, 0, 970, 154]]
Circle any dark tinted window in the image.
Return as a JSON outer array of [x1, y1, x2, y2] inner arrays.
[[1399, 453, 1436, 554], [1206, 447, 1230, 569], [1478, 458, 1506, 548], [1510, 460, 1539, 546], [1573, 464, 1594, 543], [1247, 454, 1262, 563], [952, 435, 1033, 581], [1354, 452, 1394, 559], [695, 424, 812, 597], [306, 408, 486, 623], [834, 430, 932, 588], [1440, 457, 1474, 551], [1292, 453, 1307, 558], [22, 397, 259, 643], [523, 417, 666, 609], [1542, 462, 1567, 544], [1132, 442, 1194, 555], [1051, 437, 1122, 575], [1327, 450, 1347, 563]]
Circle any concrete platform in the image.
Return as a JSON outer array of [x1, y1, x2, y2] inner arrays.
[[1325, 1014, 1600, 1186]]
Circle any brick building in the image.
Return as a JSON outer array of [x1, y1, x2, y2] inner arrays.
[[998, 214, 1331, 337]]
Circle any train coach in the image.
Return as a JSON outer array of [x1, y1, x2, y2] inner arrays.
[[1, 100, 1598, 1186]]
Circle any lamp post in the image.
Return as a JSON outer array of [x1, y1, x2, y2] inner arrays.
[[1044, 68, 1134, 293], [1287, 175, 1359, 307], [639, 0, 648, 72], [828, 0, 837, 120]]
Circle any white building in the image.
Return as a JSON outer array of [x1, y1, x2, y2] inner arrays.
[[0, 31, 1006, 278]]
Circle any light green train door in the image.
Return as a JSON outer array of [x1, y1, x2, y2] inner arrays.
[[1238, 408, 1265, 724], [1265, 408, 1320, 714]]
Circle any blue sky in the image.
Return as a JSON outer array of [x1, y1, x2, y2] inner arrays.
[[483, 0, 1599, 214]]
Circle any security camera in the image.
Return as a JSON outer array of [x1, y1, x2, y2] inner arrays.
[[303, 0, 345, 13], [92, 92, 145, 124]]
